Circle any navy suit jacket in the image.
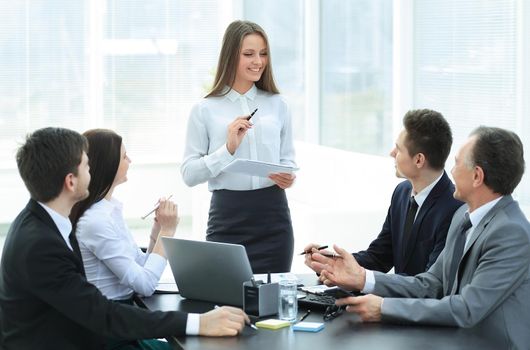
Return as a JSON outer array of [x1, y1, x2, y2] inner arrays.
[[0, 200, 187, 350], [353, 171, 463, 275]]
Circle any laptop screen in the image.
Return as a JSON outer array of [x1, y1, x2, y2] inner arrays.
[[161, 237, 253, 306]]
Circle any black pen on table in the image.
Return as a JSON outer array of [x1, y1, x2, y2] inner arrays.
[[246, 108, 258, 121], [215, 305, 258, 330], [299, 245, 328, 255], [298, 310, 311, 323]]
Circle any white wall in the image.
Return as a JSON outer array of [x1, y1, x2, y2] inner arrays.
[[188, 141, 401, 273]]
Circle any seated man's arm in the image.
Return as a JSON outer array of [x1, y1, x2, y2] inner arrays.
[[25, 238, 187, 340], [377, 222, 530, 328]]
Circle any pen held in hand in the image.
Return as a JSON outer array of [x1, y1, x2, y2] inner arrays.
[[141, 194, 173, 220], [299, 245, 328, 255], [320, 253, 343, 259], [214, 305, 258, 330], [246, 108, 258, 121]]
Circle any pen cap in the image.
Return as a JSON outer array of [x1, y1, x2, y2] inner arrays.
[[243, 281, 279, 317]]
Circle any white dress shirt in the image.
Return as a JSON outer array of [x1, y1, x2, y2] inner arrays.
[[363, 173, 444, 293], [75, 197, 167, 299], [181, 85, 296, 191], [38, 202, 73, 251]]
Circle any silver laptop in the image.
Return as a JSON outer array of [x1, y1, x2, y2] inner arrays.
[[161, 237, 253, 306]]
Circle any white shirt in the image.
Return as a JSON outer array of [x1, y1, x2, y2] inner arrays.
[[181, 85, 296, 191], [75, 197, 167, 299], [38, 202, 73, 250], [363, 173, 444, 293], [411, 172, 444, 220]]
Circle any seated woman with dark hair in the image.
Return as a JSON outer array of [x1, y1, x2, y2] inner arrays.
[[70, 129, 178, 350]]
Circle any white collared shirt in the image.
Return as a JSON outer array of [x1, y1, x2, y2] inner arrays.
[[75, 197, 167, 299], [181, 85, 296, 191], [38, 202, 73, 250], [411, 172, 444, 220], [363, 173, 444, 293]]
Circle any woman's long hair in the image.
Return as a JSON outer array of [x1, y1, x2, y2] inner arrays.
[[206, 20, 279, 97], [70, 129, 122, 229]]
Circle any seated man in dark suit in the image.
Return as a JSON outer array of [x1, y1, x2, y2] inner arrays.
[[305, 109, 463, 276], [313, 127, 530, 350], [0, 127, 249, 350]]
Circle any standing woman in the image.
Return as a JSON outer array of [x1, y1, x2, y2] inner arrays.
[[181, 20, 296, 273], [70, 129, 178, 349]]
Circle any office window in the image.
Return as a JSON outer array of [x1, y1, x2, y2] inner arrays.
[[414, 0, 517, 142], [105, 0, 223, 163], [320, 0, 393, 155], [243, 0, 306, 140], [0, 0, 228, 223], [413, 0, 529, 204], [0, 0, 88, 168]]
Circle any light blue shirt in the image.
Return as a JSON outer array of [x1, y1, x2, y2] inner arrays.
[[465, 196, 503, 247], [181, 84, 296, 191]]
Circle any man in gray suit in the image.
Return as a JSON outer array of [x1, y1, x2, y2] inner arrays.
[[311, 126, 530, 350]]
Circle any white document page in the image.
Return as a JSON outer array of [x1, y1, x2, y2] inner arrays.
[[221, 159, 299, 178]]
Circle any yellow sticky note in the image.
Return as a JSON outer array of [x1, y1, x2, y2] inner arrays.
[[255, 319, 291, 330]]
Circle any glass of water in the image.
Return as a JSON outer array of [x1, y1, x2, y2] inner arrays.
[[278, 279, 298, 322]]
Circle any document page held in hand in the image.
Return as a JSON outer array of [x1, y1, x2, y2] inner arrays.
[[221, 159, 299, 178]]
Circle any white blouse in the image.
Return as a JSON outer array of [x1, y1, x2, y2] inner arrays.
[[181, 84, 296, 191], [75, 198, 166, 299]]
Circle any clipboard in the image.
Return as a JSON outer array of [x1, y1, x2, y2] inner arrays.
[[221, 159, 299, 178]]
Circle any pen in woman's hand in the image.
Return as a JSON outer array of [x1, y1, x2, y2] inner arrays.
[[299, 245, 328, 255], [246, 108, 258, 121], [141, 194, 173, 220]]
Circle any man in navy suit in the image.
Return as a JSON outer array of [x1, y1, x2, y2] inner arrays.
[[305, 109, 463, 276], [0, 127, 249, 350], [314, 127, 530, 349]]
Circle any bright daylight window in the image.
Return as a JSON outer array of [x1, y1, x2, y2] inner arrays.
[[320, 0, 393, 155], [413, 0, 530, 204]]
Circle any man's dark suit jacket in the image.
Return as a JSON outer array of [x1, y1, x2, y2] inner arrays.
[[0, 200, 187, 350], [353, 171, 463, 275]]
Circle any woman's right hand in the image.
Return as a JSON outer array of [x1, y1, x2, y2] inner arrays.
[[155, 199, 179, 237], [226, 116, 253, 155]]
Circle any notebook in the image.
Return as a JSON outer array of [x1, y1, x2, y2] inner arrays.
[[161, 237, 253, 306]]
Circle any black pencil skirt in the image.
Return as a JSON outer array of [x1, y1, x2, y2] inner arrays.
[[206, 185, 294, 274]]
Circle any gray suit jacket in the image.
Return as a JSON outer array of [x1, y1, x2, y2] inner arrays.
[[372, 195, 530, 350]]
